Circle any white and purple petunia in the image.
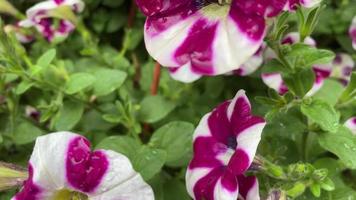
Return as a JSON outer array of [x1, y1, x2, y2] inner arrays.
[[12, 132, 154, 200], [345, 117, 356, 135], [137, 0, 317, 82], [330, 53, 355, 85], [4, 23, 34, 43], [350, 16, 356, 50], [261, 32, 331, 96], [186, 90, 266, 200], [19, 0, 84, 42]]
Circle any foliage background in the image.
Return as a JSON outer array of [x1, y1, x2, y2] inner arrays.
[[0, 0, 355, 199]]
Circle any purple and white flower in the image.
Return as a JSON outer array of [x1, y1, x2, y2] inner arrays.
[[330, 53, 355, 85], [12, 132, 154, 200], [350, 16, 356, 50], [4, 23, 34, 43], [345, 117, 356, 135], [136, 0, 296, 82], [19, 0, 84, 42], [261, 32, 331, 96], [186, 90, 266, 200]]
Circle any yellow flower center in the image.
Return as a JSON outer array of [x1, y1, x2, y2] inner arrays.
[[53, 189, 88, 200], [200, 3, 230, 20]]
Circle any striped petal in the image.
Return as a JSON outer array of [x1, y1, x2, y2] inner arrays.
[[186, 90, 266, 200], [237, 175, 260, 200], [12, 132, 153, 200]]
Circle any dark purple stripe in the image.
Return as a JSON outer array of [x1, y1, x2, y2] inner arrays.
[[230, 97, 265, 136], [54, 0, 65, 5], [174, 19, 217, 75], [227, 149, 250, 175], [13, 164, 41, 200], [189, 136, 226, 169], [237, 175, 257, 199], [193, 167, 226, 200], [208, 101, 236, 148], [66, 137, 109, 193]]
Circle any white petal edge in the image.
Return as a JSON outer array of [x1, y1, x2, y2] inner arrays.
[[29, 132, 78, 193], [89, 150, 154, 200]]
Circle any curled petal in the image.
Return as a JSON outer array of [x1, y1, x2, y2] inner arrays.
[[345, 117, 356, 135]]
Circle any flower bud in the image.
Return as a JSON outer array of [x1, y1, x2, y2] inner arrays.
[[0, 162, 28, 191], [266, 189, 287, 200], [0, 0, 21, 17]]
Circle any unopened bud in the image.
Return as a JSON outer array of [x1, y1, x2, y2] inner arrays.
[[0, 0, 21, 18], [0, 162, 28, 191], [266, 189, 287, 200]]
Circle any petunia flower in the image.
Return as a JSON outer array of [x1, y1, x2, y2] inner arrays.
[[350, 16, 356, 50], [12, 132, 154, 200], [136, 0, 296, 82], [186, 90, 266, 200], [330, 53, 355, 85], [19, 0, 84, 42], [261, 32, 331, 96], [4, 23, 34, 43], [345, 117, 356, 135]]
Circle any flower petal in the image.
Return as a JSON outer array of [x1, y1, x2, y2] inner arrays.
[[237, 175, 260, 200], [261, 73, 288, 94], [89, 150, 154, 200], [345, 117, 356, 135], [331, 53, 355, 84], [12, 132, 79, 200], [144, 2, 271, 82]]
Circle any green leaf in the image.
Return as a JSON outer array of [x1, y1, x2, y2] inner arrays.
[[92, 69, 127, 96], [138, 95, 175, 123], [65, 73, 95, 94], [13, 121, 43, 145], [283, 68, 315, 97], [339, 72, 356, 103], [150, 121, 194, 163], [133, 146, 167, 181], [286, 44, 335, 68], [262, 59, 290, 74], [15, 80, 34, 95], [320, 177, 335, 191], [319, 126, 356, 169], [96, 136, 141, 160], [54, 100, 84, 131], [36, 49, 56, 68], [314, 79, 344, 106], [301, 99, 339, 133], [163, 179, 191, 200], [310, 183, 321, 197]]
